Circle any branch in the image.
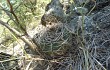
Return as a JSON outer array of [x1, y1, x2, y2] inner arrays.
[[0, 20, 44, 57], [7, 0, 28, 35]]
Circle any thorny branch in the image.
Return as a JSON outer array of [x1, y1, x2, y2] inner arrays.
[[6, 0, 28, 35], [0, 20, 44, 58]]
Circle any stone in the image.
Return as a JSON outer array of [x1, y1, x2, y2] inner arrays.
[[93, 5, 110, 29], [85, 0, 110, 11]]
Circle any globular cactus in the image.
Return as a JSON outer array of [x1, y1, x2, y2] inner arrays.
[[41, 0, 65, 26], [33, 23, 73, 58]]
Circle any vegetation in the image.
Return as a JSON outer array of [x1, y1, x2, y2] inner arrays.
[[0, 0, 50, 69]]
